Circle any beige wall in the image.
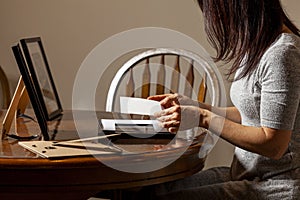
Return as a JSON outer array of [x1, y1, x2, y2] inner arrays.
[[0, 0, 211, 108], [1, 0, 299, 168]]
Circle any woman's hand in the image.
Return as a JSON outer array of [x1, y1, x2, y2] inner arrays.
[[148, 93, 199, 109], [154, 104, 209, 133]]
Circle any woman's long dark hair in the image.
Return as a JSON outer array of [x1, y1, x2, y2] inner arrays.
[[197, 0, 300, 80]]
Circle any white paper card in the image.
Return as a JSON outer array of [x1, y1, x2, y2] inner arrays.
[[120, 96, 162, 115]]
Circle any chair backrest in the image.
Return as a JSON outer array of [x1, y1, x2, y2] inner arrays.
[[0, 66, 10, 109], [106, 48, 222, 112]]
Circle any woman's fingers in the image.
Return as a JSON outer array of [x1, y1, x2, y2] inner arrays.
[[149, 94, 202, 133], [154, 105, 180, 118], [168, 127, 179, 133], [148, 93, 181, 108], [155, 106, 181, 132], [162, 120, 181, 128], [154, 105, 202, 132], [147, 94, 168, 101], [160, 94, 179, 107], [157, 115, 180, 132], [157, 112, 179, 123]]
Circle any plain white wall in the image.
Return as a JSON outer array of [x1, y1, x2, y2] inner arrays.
[[0, 0, 299, 168]]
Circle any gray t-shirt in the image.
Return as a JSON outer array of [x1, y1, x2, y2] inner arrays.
[[230, 33, 300, 180]]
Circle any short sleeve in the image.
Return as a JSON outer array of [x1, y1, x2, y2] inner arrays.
[[260, 44, 300, 130]]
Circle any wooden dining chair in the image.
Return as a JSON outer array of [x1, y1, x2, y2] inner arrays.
[[106, 48, 223, 112], [104, 48, 225, 200], [0, 66, 11, 109]]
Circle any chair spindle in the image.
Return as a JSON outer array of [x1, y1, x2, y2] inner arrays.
[[126, 68, 135, 97], [184, 60, 195, 98], [156, 55, 165, 95], [198, 73, 207, 102], [170, 55, 180, 94], [141, 58, 151, 98]]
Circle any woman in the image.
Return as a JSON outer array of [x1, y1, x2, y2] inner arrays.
[[140, 0, 300, 199]]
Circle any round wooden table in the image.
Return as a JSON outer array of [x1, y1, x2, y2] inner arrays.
[[0, 110, 206, 200]]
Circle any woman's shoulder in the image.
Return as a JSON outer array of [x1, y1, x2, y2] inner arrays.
[[261, 33, 300, 67], [258, 33, 300, 79], [264, 33, 300, 59]]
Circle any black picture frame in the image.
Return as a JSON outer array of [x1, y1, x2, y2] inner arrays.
[[20, 37, 62, 120], [12, 44, 50, 140]]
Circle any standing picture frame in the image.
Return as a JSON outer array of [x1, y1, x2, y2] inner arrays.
[[11, 44, 50, 140], [20, 37, 62, 120]]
